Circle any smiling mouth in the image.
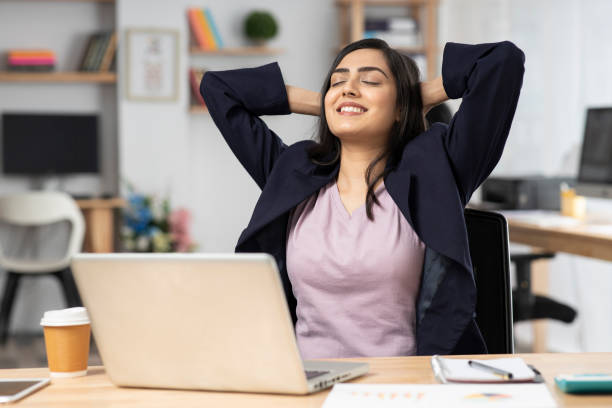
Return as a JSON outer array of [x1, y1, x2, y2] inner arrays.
[[337, 106, 368, 114]]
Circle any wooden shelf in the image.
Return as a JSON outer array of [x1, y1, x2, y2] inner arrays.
[[336, 0, 426, 6], [189, 46, 284, 56], [338, 44, 426, 54], [335, 0, 438, 80], [0, 71, 116, 83], [21, 0, 115, 2], [189, 105, 208, 114]]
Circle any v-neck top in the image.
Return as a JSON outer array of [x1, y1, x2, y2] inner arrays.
[[286, 181, 425, 359]]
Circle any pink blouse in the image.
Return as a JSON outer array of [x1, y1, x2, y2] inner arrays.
[[286, 181, 425, 359]]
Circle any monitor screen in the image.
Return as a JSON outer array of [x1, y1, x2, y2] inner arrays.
[[2, 113, 99, 175], [578, 108, 612, 184]]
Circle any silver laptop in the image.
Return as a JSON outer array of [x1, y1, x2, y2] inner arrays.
[[72, 253, 369, 394]]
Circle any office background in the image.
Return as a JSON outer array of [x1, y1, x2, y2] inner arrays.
[[0, 0, 612, 354]]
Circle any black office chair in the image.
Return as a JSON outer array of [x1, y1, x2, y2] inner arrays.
[[511, 252, 577, 323], [465, 209, 514, 354]]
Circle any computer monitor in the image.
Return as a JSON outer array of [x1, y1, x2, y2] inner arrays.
[[1, 113, 99, 175], [576, 107, 612, 199]]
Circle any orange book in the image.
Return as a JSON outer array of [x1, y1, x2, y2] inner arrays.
[[196, 8, 217, 50], [9, 50, 55, 58], [187, 8, 210, 49]]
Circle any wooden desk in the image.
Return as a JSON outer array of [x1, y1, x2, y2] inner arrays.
[[76, 198, 126, 253], [507, 217, 612, 262], [506, 213, 612, 352], [3, 353, 612, 407]]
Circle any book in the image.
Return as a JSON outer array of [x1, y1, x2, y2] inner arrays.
[[364, 30, 421, 48], [79, 34, 97, 71], [431, 355, 540, 384], [81, 33, 104, 71], [8, 57, 55, 66], [204, 8, 223, 49], [196, 8, 217, 50], [189, 68, 206, 107], [99, 32, 117, 72], [8, 50, 55, 58], [90, 32, 111, 71], [7, 65, 54, 72], [7, 49, 56, 68], [187, 8, 210, 49], [365, 17, 417, 32]]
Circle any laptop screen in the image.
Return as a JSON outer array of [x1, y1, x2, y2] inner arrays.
[[578, 107, 612, 184]]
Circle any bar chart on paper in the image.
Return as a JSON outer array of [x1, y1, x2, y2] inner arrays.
[[322, 383, 556, 407]]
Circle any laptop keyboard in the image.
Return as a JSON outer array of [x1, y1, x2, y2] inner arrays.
[[305, 370, 330, 380]]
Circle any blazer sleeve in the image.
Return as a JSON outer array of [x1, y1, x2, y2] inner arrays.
[[441, 41, 525, 205], [200, 62, 291, 189]]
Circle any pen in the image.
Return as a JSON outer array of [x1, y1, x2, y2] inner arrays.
[[468, 360, 514, 380]]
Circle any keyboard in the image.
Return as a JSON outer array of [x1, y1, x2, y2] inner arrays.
[[305, 370, 330, 380]]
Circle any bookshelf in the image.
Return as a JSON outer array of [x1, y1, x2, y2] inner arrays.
[[0, 0, 121, 250], [1, 0, 117, 81], [187, 45, 285, 113], [187, 8, 285, 113], [189, 46, 284, 56], [335, 0, 438, 80], [0, 71, 116, 83]]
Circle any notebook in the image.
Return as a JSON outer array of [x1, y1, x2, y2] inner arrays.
[[431, 355, 541, 383], [72, 253, 369, 394]]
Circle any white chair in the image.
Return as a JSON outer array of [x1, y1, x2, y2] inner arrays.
[[0, 192, 85, 344]]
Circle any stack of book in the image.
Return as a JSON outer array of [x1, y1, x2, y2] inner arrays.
[[79, 31, 117, 72], [7, 49, 55, 72], [187, 8, 223, 50], [189, 68, 206, 109], [363, 16, 421, 49]]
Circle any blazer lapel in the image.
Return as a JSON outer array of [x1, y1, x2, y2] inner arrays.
[[236, 163, 338, 249]]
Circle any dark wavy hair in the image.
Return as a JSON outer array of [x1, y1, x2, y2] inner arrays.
[[308, 38, 425, 220]]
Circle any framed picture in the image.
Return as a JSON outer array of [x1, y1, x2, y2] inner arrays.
[[125, 28, 179, 101]]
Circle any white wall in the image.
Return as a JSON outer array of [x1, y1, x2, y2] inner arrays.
[[5, 0, 612, 352], [0, 1, 118, 333], [0, 1, 118, 196], [117, 0, 336, 253], [440, 0, 612, 352]]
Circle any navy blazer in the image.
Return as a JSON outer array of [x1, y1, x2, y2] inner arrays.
[[201, 41, 525, 355]]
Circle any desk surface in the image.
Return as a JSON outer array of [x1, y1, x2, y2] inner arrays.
[[505, 211, 612, 261], [3, 353, 612, 407]]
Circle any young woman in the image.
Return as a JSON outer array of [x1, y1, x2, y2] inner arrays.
[[201, 39, 525, 358]]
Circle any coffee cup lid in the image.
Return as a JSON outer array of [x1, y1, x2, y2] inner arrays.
[[40, 307, 90, 327]]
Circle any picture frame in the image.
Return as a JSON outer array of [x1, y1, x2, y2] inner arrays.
[[125, 28, 179, 101]]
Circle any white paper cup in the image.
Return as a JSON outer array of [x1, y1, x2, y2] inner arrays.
[[41, 307, 91, 378]]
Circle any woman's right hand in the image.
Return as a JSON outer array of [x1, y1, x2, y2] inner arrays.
[[286, 85, 321, 116]]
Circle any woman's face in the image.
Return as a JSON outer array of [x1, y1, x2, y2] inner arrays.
[[324, 48, 398, 146]]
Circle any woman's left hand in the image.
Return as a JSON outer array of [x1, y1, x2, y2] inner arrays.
[[420, 76, 448, 115]]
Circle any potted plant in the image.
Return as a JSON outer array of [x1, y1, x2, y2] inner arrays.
[[244, 11, 278, 45]]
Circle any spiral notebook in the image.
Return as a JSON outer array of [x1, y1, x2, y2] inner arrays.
[[431, 355, 543, 384]]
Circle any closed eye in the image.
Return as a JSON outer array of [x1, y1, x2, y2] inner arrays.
[[331, 80, 380, 87]]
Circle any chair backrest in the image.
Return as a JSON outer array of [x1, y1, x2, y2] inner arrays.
[[464, 208, 514, 354], [0, 192, 85, 270]]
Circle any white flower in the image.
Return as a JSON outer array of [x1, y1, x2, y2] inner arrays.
[[151, 197, 166, 221], [136, 236, 150, 251], [123, 238, 135, 251], [121, 226, 134, 238]]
